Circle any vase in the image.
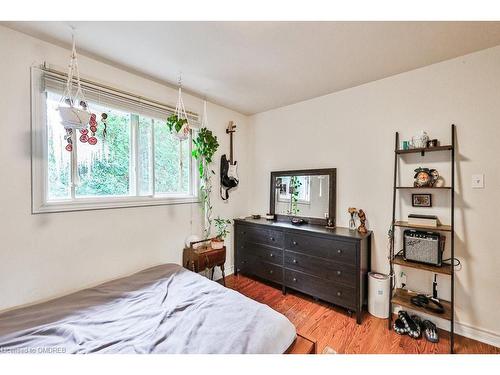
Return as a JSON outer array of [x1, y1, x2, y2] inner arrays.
[[349, 218, 356, 230]]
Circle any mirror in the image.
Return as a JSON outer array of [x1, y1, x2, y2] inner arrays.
[[270, 168, 336, 226]]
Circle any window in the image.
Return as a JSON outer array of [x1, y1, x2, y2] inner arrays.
[[277, 176, 311, 203], [32, 67, 199, 213]]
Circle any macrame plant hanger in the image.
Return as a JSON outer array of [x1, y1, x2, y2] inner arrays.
[[58, 29, 91, 153], [173, 74, 191, 141]]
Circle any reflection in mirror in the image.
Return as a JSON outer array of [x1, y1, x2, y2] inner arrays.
[[274, 175, 330, 219]]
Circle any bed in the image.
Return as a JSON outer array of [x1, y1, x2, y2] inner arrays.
[[0, 264, 299, 354]]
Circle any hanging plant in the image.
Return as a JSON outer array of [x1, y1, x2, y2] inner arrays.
[[167, 77, 190, 140], [192, 118, 219, 239], [166, 114, 188, 134]]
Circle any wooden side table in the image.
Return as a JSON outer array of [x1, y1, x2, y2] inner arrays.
[[183, 239, 227, 286]]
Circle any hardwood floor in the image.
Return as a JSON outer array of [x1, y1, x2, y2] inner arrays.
[[225, 274, 500, 354]]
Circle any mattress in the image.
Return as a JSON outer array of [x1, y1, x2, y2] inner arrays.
[[0, 263, 296, 354]]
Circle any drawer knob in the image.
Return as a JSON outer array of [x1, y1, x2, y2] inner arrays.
[[270, 253, 274, 257], [293, 241, 298, 246], [337, 270, 342, 276], [337, 291, 342, 297], [293, 277, 297, 282], [337, 249, 342, 254], [292, 259, 298, 264], [269, 270, 273, 274]]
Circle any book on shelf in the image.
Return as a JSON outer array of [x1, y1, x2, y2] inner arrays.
[[408, 214, 438, 227]]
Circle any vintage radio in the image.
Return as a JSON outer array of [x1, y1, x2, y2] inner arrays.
[[403, 230, 443, 266]]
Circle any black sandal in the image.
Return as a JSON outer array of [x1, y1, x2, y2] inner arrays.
[[410, 315, 423, 339], [422, 320, 439, 343], [398, 311, 421, 339], [393, 317, 409, 335]]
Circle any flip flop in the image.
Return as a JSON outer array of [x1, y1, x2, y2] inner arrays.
[[422, 320, 439, 343], [410, 315, 423, 339], [393, 317, 409, 335], [398, 311, 421, 339]]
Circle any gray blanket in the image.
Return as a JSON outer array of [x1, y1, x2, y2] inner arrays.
[[0, 264, 296, 354]]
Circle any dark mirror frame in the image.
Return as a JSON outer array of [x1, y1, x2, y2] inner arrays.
[[270, 168, 337, 226]]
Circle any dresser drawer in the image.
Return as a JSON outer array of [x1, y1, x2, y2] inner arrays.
[[236, 224, 284, 248], [285, 269, 356, 309], [236, 252, 256, 275], [284, 250, 357, 286], [285, 232, 357, 264], [253, 261, 283, 284], [241, 242, 283, 266]]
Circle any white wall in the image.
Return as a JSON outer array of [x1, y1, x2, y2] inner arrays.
[[0, 26, 251, 312], [249, 45, 500, 344]]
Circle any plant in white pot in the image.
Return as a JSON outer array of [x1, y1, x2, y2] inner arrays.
[[166, 77, 190, 141], [212, 217, 231, 250]]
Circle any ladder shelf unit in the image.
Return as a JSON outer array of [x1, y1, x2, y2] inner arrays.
[[388, 124, 456, 354]]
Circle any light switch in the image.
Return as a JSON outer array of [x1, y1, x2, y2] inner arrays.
[[471, 174, 484, 189]]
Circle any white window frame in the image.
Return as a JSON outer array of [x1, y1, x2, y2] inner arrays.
[[31, 67, 200, 214]]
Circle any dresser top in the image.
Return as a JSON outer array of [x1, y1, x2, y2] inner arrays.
[[234, 217, 371, 240]]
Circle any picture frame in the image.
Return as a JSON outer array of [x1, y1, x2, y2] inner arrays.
[[412, 193, 432, 207]]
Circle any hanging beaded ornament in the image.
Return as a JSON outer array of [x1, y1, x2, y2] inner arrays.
[[88, 113, 98, 145]]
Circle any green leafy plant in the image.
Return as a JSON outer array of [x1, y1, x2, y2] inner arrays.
[[166, 114, 188, 133], [289, 176, 302, 216], [192, 127, 219, 238], [214, 217, 231, 241]]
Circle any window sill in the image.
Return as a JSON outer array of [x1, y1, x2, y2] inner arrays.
[[33, 195, 200, 214]]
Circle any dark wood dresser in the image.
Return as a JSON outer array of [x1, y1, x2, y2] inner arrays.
[[234, 218, 371, 323]]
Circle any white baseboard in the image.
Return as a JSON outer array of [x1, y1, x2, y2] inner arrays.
[[393, 305, 499, 348], [455, 322, 500, 348]]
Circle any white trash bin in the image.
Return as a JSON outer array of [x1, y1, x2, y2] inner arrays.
[[368, 272, 390, 319]]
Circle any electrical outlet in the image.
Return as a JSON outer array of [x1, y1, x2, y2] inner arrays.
[[471, 174, 484, 189]]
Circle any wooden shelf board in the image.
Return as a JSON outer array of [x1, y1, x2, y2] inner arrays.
[[391, 288, 452, 321], [396, 145, 453, 154], [394, 221, 452, 232], [396, 186, 452, 190], [392, 255, 452, 275]]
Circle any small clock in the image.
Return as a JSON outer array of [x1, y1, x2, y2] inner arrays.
[[414, 167, 439, 187]]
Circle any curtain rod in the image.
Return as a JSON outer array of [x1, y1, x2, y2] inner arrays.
[[40, 63, 199, 120]]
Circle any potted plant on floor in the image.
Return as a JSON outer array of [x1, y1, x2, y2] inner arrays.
[[212, 217, 231, 249]]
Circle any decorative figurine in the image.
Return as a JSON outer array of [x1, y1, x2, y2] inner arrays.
[[414, 167, 439, 187], [348, 207, 357, 230], [357, 209, 368, 234]]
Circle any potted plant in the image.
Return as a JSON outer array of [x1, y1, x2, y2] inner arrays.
[[166, 83, 191, 140], [192, 127, 219, 238], [166, 114, 189, 140], [212, 217, 231, 249]]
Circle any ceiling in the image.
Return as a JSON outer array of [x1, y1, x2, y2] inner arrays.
[[5, 21, 500, 115]]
